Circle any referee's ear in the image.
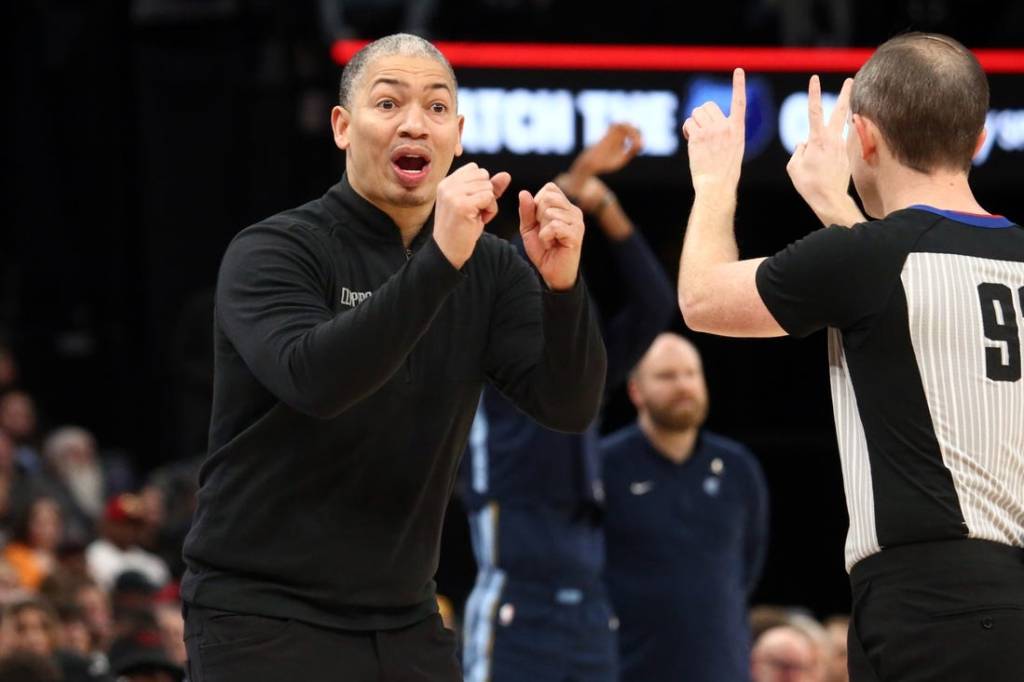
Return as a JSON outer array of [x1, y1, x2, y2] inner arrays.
[[973, 128, 987, 160], [852, 114, 879, 164]]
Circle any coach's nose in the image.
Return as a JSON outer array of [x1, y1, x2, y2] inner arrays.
[[398, 105, 428, 139]]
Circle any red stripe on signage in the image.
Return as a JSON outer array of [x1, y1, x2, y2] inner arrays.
[[331, 41, 1024, 74]]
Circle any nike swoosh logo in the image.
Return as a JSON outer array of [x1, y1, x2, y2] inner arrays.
[[630, 481, 654, 495]]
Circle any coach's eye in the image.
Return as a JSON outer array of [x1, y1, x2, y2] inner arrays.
[[431, 102, 447, 114], [377, 99, 397, 110]]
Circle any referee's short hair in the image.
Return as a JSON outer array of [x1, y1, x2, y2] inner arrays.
[[852, 32, 989, 174]]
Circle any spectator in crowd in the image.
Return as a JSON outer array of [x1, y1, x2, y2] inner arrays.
[[136, 484, 164, 551], [461, 122, 675, 682], [54, 540, 91, 583], [109, 571, 161, 628], [0, 428, 15, 476], [3, 497, 63, 591], [54, 602, 92, 658], [0, 392, 42, 474], [107, 623, 184, 682], [86, 495, 169, 592], [750, 604, 793, 643], [0, 344, 18, 393], [824, 615, 850, 682], [0, 596, 107, 681], [787, 612, 831, 682], [752, 624, 820, 682], [40, 572, 116, 659], [0, 437, 18, 545], [601, 333, 769, 682], [0, 652, 62, 682], [140, 461, 199, 581], [0, 558, 26, 604], [0, 598, 60, 658], [73, 576, 114, 656], [1, 429, 37, 547], [40, 427, 106, 546], [153, 601, 186, 669]]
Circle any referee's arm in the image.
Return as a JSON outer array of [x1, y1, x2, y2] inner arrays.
[[677, 68, 787, 338], [676, 180, 787, 338]]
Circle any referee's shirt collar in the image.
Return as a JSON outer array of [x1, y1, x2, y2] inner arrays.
[[908, 204, 1015, 229]]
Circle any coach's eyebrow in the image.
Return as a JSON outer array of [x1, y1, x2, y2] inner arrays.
[[426, 82, 453, 95], [369, 77, 407, 90], [369, 79, 452, 95]]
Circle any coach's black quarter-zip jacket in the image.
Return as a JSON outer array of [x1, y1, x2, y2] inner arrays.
[[181, 174, 607, 631]]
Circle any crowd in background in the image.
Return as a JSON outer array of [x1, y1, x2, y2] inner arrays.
[[748, 606, 849, 682], [0, 335, 852, 682], [0, 342, 194, 681], [11, 3, 1013, 680]]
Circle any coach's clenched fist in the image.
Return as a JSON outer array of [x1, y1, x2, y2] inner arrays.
[[519, 182, 586, 291], [434, 162, 512, 269]]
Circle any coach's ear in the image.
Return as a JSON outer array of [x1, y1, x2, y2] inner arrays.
[[852, 114, 879, 165], [455, 114, 465, 157], [332, 106, 351, 151]]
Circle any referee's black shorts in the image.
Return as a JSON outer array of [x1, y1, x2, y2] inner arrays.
[[848, 538, 1024, 682], [183, 604, 460, 682]]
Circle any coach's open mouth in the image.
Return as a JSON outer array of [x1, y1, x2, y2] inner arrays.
[[391, 148, 432, 186]]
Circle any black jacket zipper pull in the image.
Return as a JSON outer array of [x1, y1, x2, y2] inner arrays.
[[403, 246, 414, 381]]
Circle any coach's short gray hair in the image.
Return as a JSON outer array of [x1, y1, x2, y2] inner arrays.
[[338, 33, 457, 108]]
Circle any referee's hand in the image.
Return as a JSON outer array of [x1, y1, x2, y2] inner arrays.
[[786, 76, 860, 226], [682, 68, 746, 194]]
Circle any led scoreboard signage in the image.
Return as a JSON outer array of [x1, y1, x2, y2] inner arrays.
[[333, 41, 1024, 189]]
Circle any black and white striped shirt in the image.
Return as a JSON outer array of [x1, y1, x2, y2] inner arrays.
[[757, 205, 1024, 571]]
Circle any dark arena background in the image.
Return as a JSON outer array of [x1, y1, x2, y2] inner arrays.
[[5, 0, 1024, 646]]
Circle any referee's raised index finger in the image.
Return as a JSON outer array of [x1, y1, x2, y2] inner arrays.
[[808, 74, 824, 136], [730, 68, 746, 123]]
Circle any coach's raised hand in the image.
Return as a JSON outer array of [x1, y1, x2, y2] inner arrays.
[[519, 183, 585, 291], [434, 163, 512, 269], [786, 75, 865, 227], [683, 68, 747, 194]]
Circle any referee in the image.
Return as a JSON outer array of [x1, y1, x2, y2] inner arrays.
[[677, 33, 1024, 681]]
